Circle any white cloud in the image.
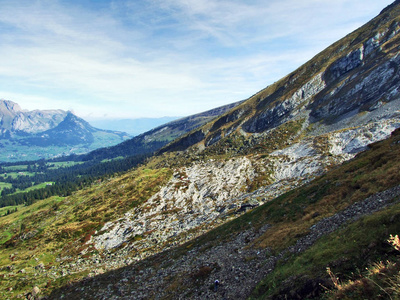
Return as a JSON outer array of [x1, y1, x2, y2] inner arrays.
[[0, 0, 394, 119]]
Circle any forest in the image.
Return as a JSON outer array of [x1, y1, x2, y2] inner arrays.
[[0, 133, 169, 209], [0, 153, 149, 208]]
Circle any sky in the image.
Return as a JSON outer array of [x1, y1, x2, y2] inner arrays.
[[0, 0, 395, 121]]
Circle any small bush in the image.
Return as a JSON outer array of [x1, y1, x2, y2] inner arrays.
[[191, 266, 213, 280]]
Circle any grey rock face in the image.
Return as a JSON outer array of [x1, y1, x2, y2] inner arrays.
[[231, 23, 400, 136], [325, 47, 364, 83], [243, 74, 326, 133], [12, 110, 67, 133], [91, 157, 259, 252], [310, 25, 400, 122], [0, 99, 67, 133]]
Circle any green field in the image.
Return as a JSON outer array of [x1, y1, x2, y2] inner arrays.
[[47, 161, 84, 169], [2, 172, 35, 179], [24, 182, 54, 192], [0, 160, 80, 199], [3, 165, 28, 171], [0, 182, 12, 192]]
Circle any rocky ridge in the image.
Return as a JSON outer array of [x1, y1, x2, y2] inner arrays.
[[0, 99, 67, 134], [161, 6, 400, 155]]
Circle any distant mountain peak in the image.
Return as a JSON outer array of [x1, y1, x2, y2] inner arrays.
[[0, 100, 130, 161], [62, 111, 93, 128], [0, 99, 67, 133], [0, 99, 22, 113]]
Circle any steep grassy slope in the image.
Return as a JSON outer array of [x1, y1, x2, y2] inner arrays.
[[0, 167, 172, 298], [46, 124, 400, 300], [1, 103, 399, 299]]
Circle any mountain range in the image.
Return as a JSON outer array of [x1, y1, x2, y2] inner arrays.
[[78, 99, 243, 162], [1, 1, 400, 299], [0, 99, 243, 162], [0, 100, 130, 161]]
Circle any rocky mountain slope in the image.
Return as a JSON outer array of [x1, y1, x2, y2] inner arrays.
[[0, 100, 67, 134], [79, 0, 400, 265], [0, 100, 130, 161], [1, 1, 400, 299], [159, 1, 400, 155]]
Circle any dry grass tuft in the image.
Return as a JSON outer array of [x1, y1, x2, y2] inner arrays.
[[327, 235, 400, 299]]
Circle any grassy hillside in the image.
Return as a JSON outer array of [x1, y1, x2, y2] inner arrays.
[[39, 127, 400, 300], [0, 167, 172, 299]]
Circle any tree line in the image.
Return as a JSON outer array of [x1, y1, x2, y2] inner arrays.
[[0, 154, 149, 207], [0, 134, 169, 208]]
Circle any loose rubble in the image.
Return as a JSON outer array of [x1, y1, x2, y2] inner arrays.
[[47, 185, 400, 299]]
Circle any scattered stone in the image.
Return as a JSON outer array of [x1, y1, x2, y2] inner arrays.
[[48, 184, 400, 300], [32, 286, 41, 297]]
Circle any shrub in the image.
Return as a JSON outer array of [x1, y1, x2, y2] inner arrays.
[[326, 234, 400, 299]]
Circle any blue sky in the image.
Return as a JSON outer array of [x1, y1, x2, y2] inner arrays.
[[0, 0, 394, 120]]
